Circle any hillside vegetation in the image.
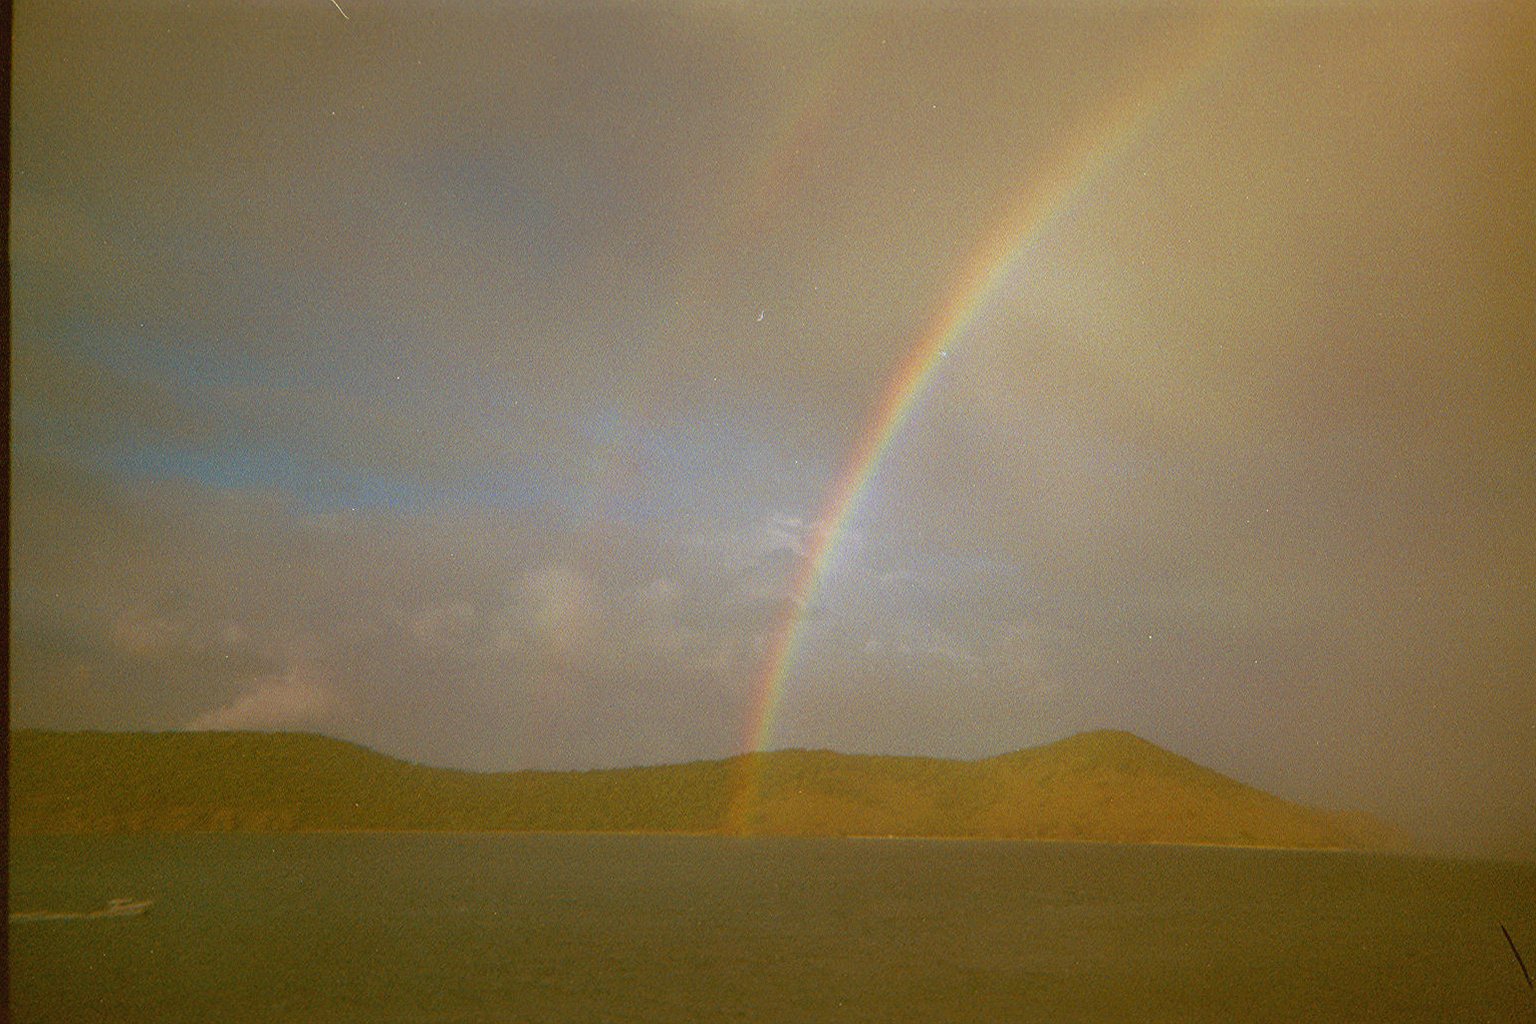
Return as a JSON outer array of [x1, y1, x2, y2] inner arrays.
[[9, 729, 1400, 849]]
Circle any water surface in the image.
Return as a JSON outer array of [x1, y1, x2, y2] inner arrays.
[[10, 834, 1535, 1022]]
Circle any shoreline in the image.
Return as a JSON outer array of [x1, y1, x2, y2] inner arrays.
[[10, 729, 1428, 854], [10, 826, 1421, 857]]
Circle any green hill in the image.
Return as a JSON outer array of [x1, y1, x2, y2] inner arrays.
[[7, 729, 1401, 849]]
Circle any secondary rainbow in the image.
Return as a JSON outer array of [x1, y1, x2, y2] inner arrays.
[[727, 18, 1250, 828]]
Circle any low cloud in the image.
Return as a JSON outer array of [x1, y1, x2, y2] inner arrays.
[[186, 661, 344, 733]]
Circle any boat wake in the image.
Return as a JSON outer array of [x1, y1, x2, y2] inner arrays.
[[10, 898, 154, 923]]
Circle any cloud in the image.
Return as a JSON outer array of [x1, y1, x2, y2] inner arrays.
[[627, 576, 700, 656], [9, 2, 1536, 851], [109, 606, 193, 658], [186, 661, 344, 733], [513, 564, 596, 657], [409, 601, 479, 652], [7, 453, 806, 765], [735, 545, 802, 607], [861, 633, 978, 668]]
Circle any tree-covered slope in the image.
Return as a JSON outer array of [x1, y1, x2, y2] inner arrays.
[[8, 728, 1401, 849]]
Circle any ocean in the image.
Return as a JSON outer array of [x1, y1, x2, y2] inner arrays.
[[9, 834, 1535, 1023]]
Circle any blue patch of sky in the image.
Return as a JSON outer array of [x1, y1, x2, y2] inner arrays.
[[98, 437, 570, 518], [54, 338, 832, 529], [415, 135, 608, 270], [462, 385, 822, 529], [444, 466, 574, 517], [432, 141, 541, 221], [654, 414, 824, 518], [85, 402, 705, 522], [105, 442, 310, 498]]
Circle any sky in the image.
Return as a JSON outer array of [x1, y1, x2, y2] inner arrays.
[[10, 1, 1535, 855]]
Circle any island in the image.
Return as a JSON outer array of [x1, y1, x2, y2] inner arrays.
[[8, 728, 1405, 849]]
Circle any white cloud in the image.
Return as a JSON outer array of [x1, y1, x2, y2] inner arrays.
[[110, 605, 189, 656], [185, 661, 343, 732], [859, 631, 979, 670], [516, 563, 596, 656]]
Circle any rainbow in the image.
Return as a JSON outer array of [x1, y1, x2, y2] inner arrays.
[[727, 18, 1250, 832], [730, 64, 839, 240]]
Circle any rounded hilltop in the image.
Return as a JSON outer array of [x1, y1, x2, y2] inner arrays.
[[10, 728, 1407, 850]]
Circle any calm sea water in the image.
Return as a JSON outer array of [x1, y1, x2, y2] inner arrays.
[[9, 834, 1536, 1023]]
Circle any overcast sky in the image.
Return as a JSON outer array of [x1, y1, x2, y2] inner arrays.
[[11, 1, 1534, 854]]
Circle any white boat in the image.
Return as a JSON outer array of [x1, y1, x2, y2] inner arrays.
[[9, 898, 154, 922]]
